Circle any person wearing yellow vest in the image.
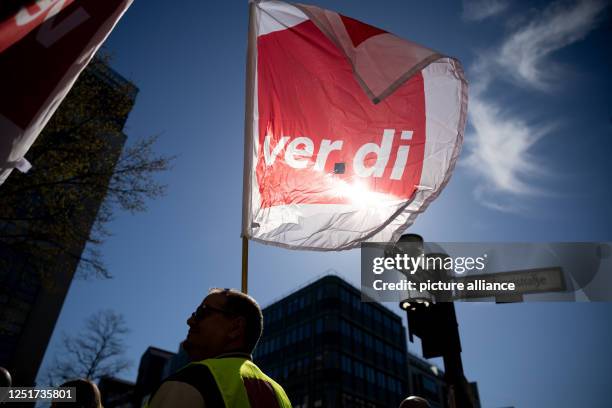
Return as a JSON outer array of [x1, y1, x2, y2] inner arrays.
[[147, 288, 292, 408]]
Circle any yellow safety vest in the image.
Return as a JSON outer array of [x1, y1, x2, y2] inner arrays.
[[146, 357, 292, 408], [196, 358, 292, 408]]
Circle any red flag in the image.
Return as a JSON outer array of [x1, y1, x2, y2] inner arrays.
[[242, 1, 468, 250], [0, 0, 133, 185], [0, 0, 77, 53]]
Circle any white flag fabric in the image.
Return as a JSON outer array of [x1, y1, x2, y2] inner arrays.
[[0, 0, 133, 185], [242, 0, 468, 250]]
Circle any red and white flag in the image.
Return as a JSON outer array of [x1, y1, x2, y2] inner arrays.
[[242, 1, 468, 250], [0, 0, 133, 185]]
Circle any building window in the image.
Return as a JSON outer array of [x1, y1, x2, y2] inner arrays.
[[354, 327, 362, 344], [364, 332, 373, 349], [364, 304, 373, 318], [341, 354, 352, 374], [375, 339, 383, 354], [383, 315, 392, 329], [395, 349, 405, 365], [316, 286, 324, 301], [387, 375, 398, 393], [351, 294, 360, 310], [340, 319, 351, 336], [377, 371, 386, 387], [422, 376, 439, 397], [354, 361, 364, 379], [324, 351, 339, 369], [365, 365, 376, 384], [268, 337, 274, 353], [373, 308, 382, 323], [340, 288, 350, 303], [385, 343, 393, 359], [303, 356, 311, 372], [324, 282, 338, 298], [323, 315, 337, 332]]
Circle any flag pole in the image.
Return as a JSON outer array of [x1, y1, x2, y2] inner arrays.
[[241, 236, 249, 293], [241, 1, 257, 294]]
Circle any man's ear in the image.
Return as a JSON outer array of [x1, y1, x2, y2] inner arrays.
[[228, 316, 247, 341]]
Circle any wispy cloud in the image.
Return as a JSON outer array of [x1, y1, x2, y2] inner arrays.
[[462, 0, 509, 21], [464, 0, 607, 210], [465, 94, 554, 212], [466, 96, 551, 195], [494, 0, 607, 90]]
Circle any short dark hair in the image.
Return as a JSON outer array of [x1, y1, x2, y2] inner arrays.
[[52, 379, 101, 408], [209, 288, 263, 354]]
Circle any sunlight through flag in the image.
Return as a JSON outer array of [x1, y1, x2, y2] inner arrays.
[[242, 0, 468, 250]]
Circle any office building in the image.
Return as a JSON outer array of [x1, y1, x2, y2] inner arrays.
[[133, 346, 175, 407], [98, 376, 136, 408], [254, 275, 408, 407], [161, 346, 189, 380], [253, 275, 479, 408], [0, 60, 138, 387]]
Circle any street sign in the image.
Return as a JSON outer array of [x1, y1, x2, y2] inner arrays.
[[452, 267, 566, 301]]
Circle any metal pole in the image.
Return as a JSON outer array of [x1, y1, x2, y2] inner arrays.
[[440, 303, 473, 408], [240, 1, 256, 295], [397, 234, 474, 408], [241, 236, 249, 294]]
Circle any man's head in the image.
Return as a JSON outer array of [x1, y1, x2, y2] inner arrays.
[[182, 288, 263, 361], [399, 396, 431, 408]]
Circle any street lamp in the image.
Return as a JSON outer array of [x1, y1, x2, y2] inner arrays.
[[394, 234, 475, 408]]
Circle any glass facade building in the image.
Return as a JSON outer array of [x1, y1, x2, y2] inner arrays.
[[254, 275, 421, 408]]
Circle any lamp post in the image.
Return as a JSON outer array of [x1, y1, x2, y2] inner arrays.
[[394, 234, 475, 408]]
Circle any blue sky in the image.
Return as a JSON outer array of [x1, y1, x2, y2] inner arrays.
[[38, 1, 611, 407]]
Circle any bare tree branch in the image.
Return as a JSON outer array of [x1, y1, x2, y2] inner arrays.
[[46, 310, 131, 384], [0, 56, 174, 281]]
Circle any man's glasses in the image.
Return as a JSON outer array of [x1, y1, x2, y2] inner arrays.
[[191, 304, 236, 321]]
